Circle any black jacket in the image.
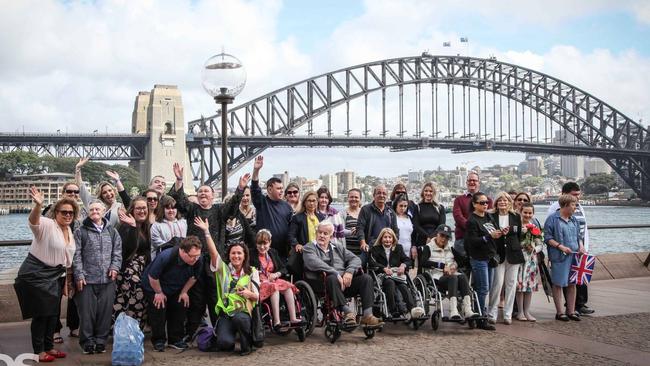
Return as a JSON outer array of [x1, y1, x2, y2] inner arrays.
[[489, 212, 525, 264], [464, 213, 498, 261], [412, 202, 446, 246], [357, 202, 399, 245], [288, 212, 326, 247], [249, 247, 288, 278], [218, 210, 256, 252], [368, 244, 412, 274]]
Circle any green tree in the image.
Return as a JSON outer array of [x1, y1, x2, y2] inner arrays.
[[0, 151, 44, 177], [582, 173, 617, 194]]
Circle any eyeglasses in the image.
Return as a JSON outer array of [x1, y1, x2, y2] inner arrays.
[[286, 190, 299, 195], [184, 251, 201, 260], [467, 179, 479, 183], [396, 191, 406, 195], [65, 189, 80, 194], [57, 210, 74, 216], [516, 198, 529, 202], [165, 206, 177, 210], [475, 201, 489, 205], [146, 197, 158, 202]]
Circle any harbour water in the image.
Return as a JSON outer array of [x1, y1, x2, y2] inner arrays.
[[1, 205, 649, 272]]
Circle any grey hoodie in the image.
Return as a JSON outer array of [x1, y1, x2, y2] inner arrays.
[[73, 217, 122, 284]]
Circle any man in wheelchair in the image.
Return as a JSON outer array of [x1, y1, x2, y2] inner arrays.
[[418, 225, 477, 320], [303, 221, 384, 328]]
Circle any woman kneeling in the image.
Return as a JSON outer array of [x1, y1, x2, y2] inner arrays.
[[195, 217, 259, 356]]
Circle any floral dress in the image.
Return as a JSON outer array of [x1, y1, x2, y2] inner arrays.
[[258, 253, 297, 301], [517, 219, 544, 292]]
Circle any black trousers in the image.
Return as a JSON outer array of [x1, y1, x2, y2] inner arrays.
[[55, 283, 79, 333], [215, 312, 252, 352], [31, 315, 58, 353], [146, 292, 187, 345], [186, 257, 217, 337], [324, 273, 374, 311], [436, 274, 471, 298], [382, 278, 414, 313]]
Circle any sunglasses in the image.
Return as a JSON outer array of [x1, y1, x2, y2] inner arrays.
[[516, 198, 529, 202], [146, 197, 158, 202], [165, 205, 177, 210], [57, 210, 75, 216], [286, 190, 299, 195], [65, 189, 80, 194], [475, 201, 489, 205]]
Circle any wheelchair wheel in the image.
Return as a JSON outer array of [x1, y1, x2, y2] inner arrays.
[[295, 280, 318, 337], [431, 310, 441, 331], [363, 327, 376, 340], [325, 324, 341, 343]]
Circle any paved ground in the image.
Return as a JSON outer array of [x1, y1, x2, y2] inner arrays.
[[1, 277, 649, 365]]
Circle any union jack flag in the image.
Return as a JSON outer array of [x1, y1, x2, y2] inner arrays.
[[569, 254, 595, 285]]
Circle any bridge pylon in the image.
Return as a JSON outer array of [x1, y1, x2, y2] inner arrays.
[[130, 85, 194, 190]]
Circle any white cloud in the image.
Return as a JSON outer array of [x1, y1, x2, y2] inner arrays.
[[1, 0, 648, 182]]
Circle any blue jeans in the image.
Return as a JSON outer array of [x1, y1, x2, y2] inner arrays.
[[470, 258, 493, 316]]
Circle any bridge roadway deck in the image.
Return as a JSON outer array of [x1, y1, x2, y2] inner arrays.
[[0, 277, 648, 365]]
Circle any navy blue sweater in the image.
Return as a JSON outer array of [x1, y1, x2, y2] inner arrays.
[[251, 180, 293, 258]]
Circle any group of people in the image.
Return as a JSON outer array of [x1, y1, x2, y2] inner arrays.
[[14, 156, 593, 361]]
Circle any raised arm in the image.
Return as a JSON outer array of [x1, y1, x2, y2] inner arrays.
[[75, 158, 92, 209], [106, 170, 130, 207], [172, 162, 184, 192], [28, 186, 44, 226], [194, 217, 223, 272]]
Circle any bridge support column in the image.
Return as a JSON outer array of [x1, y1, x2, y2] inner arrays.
[[130, 85, 194, 191]]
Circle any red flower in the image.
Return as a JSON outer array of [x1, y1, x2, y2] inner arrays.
[[525, 223, 535, 230], [531, 227, 541, 236]]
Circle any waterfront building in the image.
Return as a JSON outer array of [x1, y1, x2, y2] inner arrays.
[[561, 155, 585, 179], [336, 170, 356, 194], [0, 173, 89, 210], [321, 174, 338, 199], [408, 170, 423, 183], [526, 155, 546, 177], [301, 179, 322, 193], [585, 158, 612, 176]]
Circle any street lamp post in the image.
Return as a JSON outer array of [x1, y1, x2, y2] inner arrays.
[[201, 52, 246, 198]]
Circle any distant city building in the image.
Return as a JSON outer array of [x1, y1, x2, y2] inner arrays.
[[561, 155, 585, 179], [0, 173, 89, 210], [408, 170, 423, 183], [545, 156, 561, 176], [336, 170, 356, 194], [584, 158, 612, 176], [301, 179, 322, 193], [526, 155, 546, 176], [321, 174, 338, 199]]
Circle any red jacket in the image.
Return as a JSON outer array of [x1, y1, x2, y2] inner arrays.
[[453, 193, 493, 239]]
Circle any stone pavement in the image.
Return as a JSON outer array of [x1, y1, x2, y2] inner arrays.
[[1, 277, 649, 365]]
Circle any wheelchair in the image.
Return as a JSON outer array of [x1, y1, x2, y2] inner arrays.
[[413, 269, 484, 331], [369, 271, 429, 330], [303, 272, 382, 343], [258, 279, 317, 342]]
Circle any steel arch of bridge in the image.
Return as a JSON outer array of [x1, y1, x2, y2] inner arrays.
[[186, 55, 650, 199]]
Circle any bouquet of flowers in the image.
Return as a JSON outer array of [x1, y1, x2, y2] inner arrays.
[[522, 223, 543, 253]]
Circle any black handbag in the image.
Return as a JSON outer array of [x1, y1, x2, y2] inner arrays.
[[249, 281, 264, 348], [488, 254, 500, 268]]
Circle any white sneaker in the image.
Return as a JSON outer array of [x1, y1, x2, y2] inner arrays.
[[410, 306, 425, 319]]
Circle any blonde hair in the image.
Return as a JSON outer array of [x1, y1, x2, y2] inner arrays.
[[420, 182, 439, 205], [96, 181, 116, 205], [493, 191, 514, 214], [558, 194, 578, 208], [373, 227, 398, 249]]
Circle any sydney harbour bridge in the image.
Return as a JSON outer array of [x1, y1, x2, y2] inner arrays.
[[1, 55, 649, 200]]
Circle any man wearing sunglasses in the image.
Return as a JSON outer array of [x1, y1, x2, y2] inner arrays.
[[452, 172, 493, 257], [547, 182, 594, 316]]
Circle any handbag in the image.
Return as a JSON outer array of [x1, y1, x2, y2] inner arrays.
[[488, 254, 500, 268], [249, 281, 264, 348], [286, 247, 304, 278]]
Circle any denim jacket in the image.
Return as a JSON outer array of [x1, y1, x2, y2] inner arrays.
[[543, 211, 580, 264]]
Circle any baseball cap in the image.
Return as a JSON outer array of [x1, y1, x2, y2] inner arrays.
[[435, 224, 453, 238]]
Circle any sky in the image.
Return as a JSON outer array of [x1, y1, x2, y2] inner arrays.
[[1, 0, 649, 183]]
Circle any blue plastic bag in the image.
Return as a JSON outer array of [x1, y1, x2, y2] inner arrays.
[[112, 312, 144, 366]]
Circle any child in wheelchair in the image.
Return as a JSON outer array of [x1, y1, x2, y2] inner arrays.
[[249, 229, 302, 332], [418, 225, 477, 320], [369, 228, 426, 320]]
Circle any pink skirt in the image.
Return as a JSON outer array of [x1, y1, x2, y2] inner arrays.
[[259, 279, 298, 301]]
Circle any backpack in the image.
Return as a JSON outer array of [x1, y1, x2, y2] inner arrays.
[[196, 324, 216, 352]]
